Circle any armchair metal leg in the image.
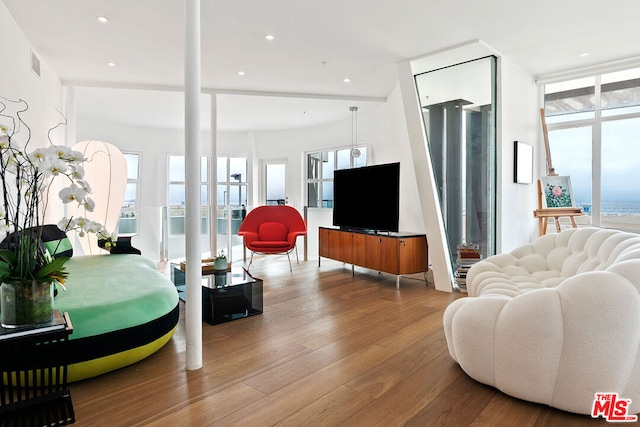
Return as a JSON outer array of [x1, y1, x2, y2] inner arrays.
[[248, 251, 255, 270], [287, 252, 292, 272]]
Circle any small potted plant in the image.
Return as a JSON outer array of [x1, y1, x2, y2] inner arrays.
[[214, 250, 227, 271]]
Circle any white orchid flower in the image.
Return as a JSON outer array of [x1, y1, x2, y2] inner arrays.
[[76, 178, 91, 193], [66, 150, 86, 164], [83, 221, 101, 234], [59, 184, 87, 204], [71, 165, 86, 180], [53, 145, 71, 159], [28, 147, 48, 162], [82, 196, 96, 212], [58, 217, 75, 231], [0, 134, 10, 150], [39, 158, 67, 177], [38, 145, 60, 160]]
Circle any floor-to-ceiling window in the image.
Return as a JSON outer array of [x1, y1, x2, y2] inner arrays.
[[543, 67, 640, 231], [168, 154, 209, 236], [165, 154, 249, 260]]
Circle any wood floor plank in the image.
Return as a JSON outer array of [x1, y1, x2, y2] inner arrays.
[[274, 385, 375, 427], [342, 350, 464, 426], [66, 261, 612, 426], [344, 323, 451, 399], [141, 382, 266, 426], [216, 343, 396, 425]]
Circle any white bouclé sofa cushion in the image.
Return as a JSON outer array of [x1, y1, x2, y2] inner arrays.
[[443, 227, 640, 415]]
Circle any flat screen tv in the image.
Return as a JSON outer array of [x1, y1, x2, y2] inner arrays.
[[332, 162, 400, 233]]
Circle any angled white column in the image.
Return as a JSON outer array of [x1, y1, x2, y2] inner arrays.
[[184, 0, 203, 370], [397, 59, 454, 292]]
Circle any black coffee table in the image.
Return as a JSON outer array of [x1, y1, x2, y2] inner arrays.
[[172, 265, 263, 325]]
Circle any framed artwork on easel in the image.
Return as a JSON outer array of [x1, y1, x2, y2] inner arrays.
[[540, 175, 575, 208]]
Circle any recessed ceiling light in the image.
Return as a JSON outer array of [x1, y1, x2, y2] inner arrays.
[[238, 71, 245, 76], [97, 16, 109, 23], [343, 78, 351, 83], [107, 62, 116, 67], [265, 34, 275, 41], [579, 52, 590, 57]]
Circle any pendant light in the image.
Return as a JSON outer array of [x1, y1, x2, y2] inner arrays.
[[349, 106, 361, 160]]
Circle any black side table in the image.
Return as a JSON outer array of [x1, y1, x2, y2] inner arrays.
[[202, 269, 263, 325], [0, 310, 75, 426]]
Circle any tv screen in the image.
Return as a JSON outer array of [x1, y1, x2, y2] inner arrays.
[[332, 162, 400, 233]]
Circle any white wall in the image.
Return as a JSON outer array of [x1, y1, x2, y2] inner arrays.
[[1, 2, 64, 223], [0, 3, 63, 140], [497, 56, 540, 252]]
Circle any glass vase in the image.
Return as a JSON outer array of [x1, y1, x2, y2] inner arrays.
[[1, 281, 54, 328], [214, 257, 227, 270]]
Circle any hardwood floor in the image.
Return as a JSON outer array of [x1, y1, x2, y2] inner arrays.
[[69, 258, 610, 426]]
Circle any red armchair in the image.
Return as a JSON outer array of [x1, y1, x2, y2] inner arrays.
[[237, 205, 307, 271]]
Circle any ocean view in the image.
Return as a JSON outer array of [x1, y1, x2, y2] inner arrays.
[[578, 200, 640, 216]]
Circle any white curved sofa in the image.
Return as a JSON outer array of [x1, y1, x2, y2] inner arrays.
[[443, 227, 640, 415]]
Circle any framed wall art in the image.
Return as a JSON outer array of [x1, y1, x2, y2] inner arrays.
[[514, 141, 533, 184]]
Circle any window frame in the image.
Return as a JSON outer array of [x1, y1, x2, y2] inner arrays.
[[118, 151, 141, 235], [543, 70, 640, 229], [167, 154, 210, 236], [305, 146, 367, 208]]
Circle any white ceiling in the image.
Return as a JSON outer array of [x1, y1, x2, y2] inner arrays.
[[4, 0, 640, 131]]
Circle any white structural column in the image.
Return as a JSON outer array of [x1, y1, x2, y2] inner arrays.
[[397, 59, 454, 292], [184, 0, 203, 370]]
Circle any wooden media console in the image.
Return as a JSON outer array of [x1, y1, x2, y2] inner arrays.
[[318, 227, 428, 289]]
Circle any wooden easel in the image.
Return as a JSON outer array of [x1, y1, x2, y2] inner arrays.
[[533, 108, 583, 235], [534, 179, 583, 235]]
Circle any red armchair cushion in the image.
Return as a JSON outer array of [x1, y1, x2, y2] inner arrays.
[[250, 241, 291, 250], [258, 222, 288, 242]]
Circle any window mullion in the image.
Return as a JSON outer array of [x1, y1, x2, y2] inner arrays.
[[592, 76, 602, 226]]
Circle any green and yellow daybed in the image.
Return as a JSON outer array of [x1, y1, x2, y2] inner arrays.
[[54, 254, 179, 382]]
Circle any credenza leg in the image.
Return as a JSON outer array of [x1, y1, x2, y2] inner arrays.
[[396, 275, 400, 290]]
